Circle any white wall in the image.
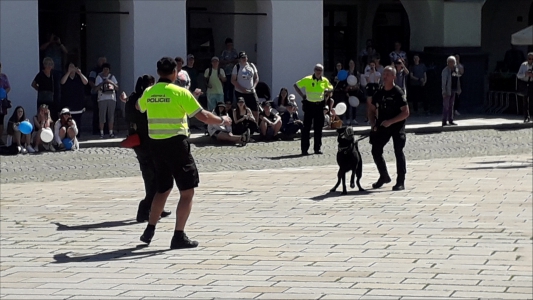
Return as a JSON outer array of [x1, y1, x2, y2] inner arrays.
[[482, 0, 532, 71], [270, 0, 323, 116], [0, 0, 40, 120], [443, 1, 484, 47]]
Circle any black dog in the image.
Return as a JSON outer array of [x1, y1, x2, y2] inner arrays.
[[330, 127, 366, 195]]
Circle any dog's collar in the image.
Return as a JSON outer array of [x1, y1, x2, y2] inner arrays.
[[338, 144, 353, 153]]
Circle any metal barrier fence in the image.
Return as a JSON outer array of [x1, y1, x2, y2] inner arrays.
[[484, 91, 523, 115]]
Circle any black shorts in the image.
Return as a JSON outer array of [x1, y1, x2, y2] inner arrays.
[[235, 91, 258, 111], [365, 83, 379, 97], [149, 135, 199, 193]]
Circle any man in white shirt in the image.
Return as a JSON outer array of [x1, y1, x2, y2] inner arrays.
[[231, 52, 259, 122], [204, 57, 226, 112], [517, 52, 533, 123]]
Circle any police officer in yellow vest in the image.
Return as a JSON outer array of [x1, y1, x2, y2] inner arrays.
[[294, 64, 333, 155], [137, 57, 232, 249]]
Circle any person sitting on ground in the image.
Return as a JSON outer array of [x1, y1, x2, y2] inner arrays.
[[53, 108, 79, 151], [280, 102, 303, 138], [33, 104, 55, 152], [259, 101, 282, 140], [7, 106, 34, 154], [323, 106, 331, 129], [273, 87, 290, 114], [232, 97, 258, 135], [207, 102, 250, 146]]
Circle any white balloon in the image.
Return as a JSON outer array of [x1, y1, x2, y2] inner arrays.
[[349, 96, 360, 107], [347, 75, 358, 86], [334, 102, 347, 115], [40, 128, 54, 143]]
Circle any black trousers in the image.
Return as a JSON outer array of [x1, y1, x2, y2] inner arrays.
[[233, 120, 258, 135], [410, 85, 427, 112], [301, 100, 325, 153], [370, 128, 407, 179], [133, 143, 157, 214], [523, 82, 533, 119]]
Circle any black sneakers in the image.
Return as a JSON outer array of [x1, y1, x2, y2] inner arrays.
[[392, 183, 405, 191], [140, 227, 155, 245], [372, 175, 392, 189], [170, 232, 199, 249], [136, 209, 172, 223]]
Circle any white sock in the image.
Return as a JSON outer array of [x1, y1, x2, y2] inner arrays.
[[100, 130, 104, 135], [109, 130, 114, 135]]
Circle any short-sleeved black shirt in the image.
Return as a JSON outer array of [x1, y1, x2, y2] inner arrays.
[[260, 110, 278, 123], [62, 75, 85, 111], [372, 85, 407, 131], [33, 71, 54, 92]]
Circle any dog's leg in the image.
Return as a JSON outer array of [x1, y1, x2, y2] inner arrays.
[[350, 170, 356, 189], [330, 170, 342, 193], [341, 173, 347, 195], [356, 161, 365, 191]]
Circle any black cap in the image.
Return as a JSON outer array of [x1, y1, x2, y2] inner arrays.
[[261, 101, 271, 107], [157, 57, 177, 74], [216, 102, 225, 107], [238, 52, 247, 59], [237, 97, 245, 103]]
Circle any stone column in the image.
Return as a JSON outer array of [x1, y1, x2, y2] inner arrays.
[[0, 0, 40, 119], [267, 0, 324, 115]]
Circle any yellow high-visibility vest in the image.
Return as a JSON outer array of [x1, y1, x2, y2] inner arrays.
[[138, 81, 202, 139], [296, 75, 333, 102]]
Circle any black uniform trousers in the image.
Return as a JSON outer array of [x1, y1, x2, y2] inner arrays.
[[370, 127, 407, 179], [133, 138, 157, 215], [301, 100, 325, 153]]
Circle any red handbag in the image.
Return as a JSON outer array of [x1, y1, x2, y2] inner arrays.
[[120, 133, 140, 148]]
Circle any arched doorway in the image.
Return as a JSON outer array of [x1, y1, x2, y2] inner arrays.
[[372, 3, 410, 64]]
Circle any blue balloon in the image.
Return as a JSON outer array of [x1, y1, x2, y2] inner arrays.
[[62, 138, 73, 150], [0, 88, 6, 100], [18, 121, 33, 135], [337, 70, 349, 81]]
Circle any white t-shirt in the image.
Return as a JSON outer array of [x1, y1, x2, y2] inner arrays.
[[204, 68, 226, 95], [95, 74, 118, 101], [232, 63, 257, 92], [363, 67, 381, 84]]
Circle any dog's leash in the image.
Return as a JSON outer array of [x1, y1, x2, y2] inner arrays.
[[355, 134, 370, 142]]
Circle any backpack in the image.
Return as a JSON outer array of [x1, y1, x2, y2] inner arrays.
[[206, 67, 215, 85], [99, 75, 116, 94]]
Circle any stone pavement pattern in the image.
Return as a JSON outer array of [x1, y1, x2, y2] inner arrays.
[[1, 154, 532, 299], [1, 129, 532, 184]]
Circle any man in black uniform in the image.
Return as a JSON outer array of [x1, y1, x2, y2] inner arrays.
[[368, 66, 410, 190]]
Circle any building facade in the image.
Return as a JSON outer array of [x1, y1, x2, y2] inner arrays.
[[1, 0, 532, 119]]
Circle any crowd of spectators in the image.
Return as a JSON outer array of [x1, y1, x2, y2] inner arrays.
[[1, 36, 531, 154]]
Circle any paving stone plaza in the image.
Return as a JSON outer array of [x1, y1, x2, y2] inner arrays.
[[1, 128, 532, 299]]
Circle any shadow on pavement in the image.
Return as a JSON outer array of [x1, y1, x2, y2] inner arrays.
[[262, 154, 307, 160], [310, 189, 377, 201], [459, 164, 532, 171], [52, 245, 171, 263], [53, 220, 138, 231]]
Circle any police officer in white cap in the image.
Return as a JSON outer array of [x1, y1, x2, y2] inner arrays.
[[294, 64, 333, 155]]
